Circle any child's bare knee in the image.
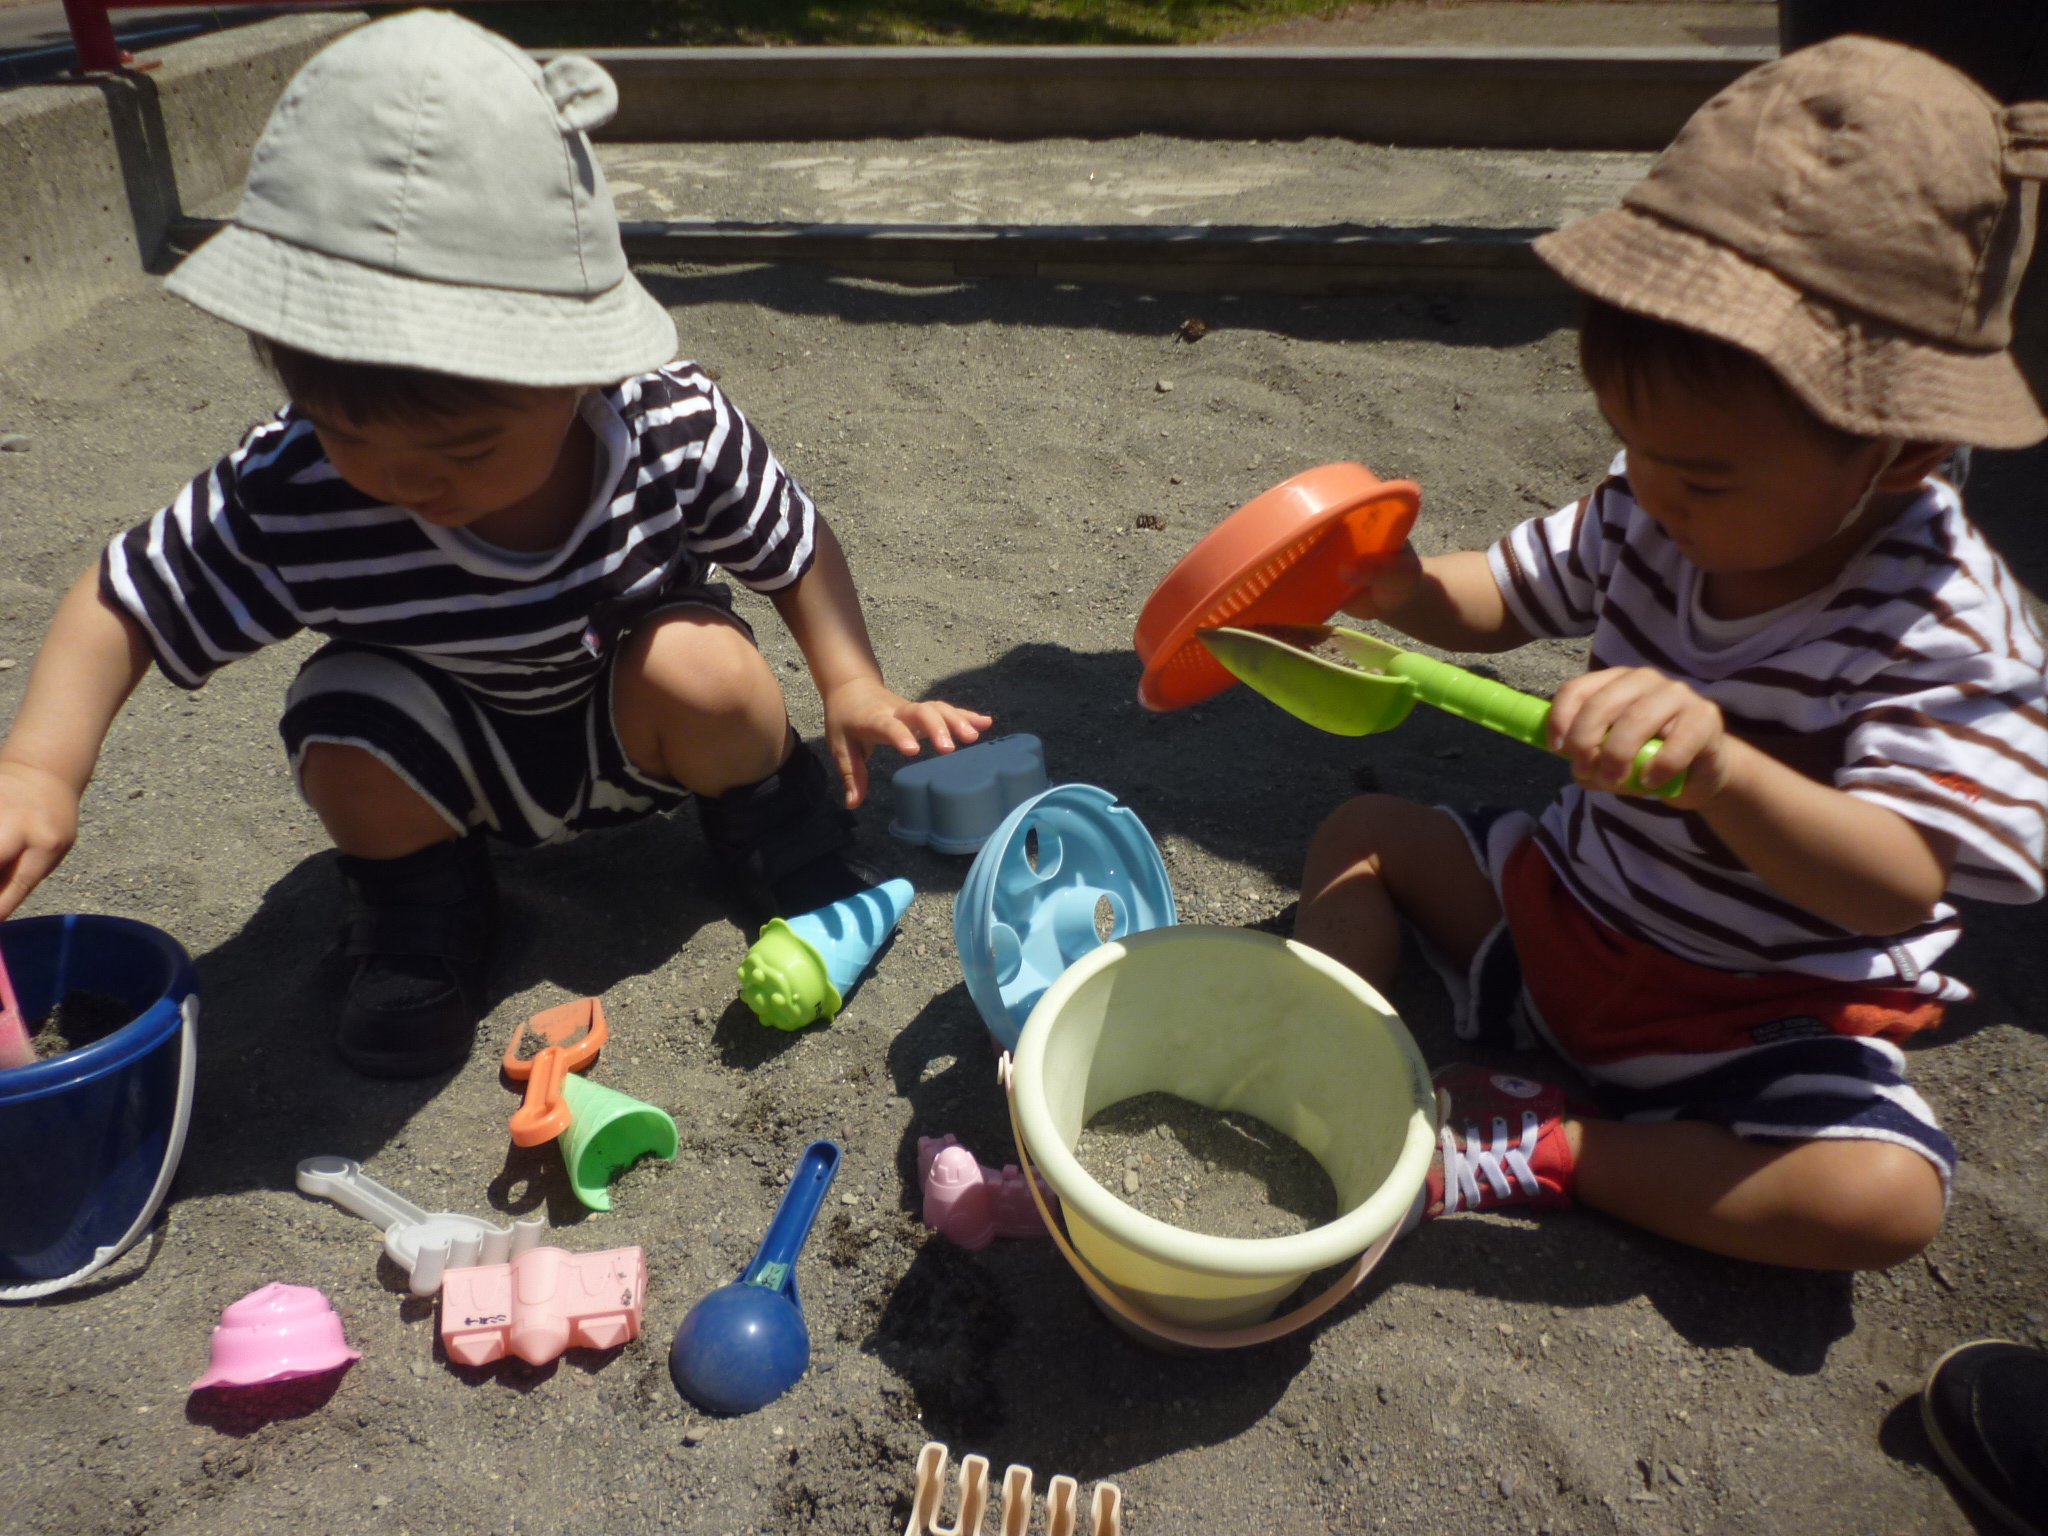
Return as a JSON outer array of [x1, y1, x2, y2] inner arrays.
[[1306, 795, 1465, 892], [620, 613, 775, 720], [297, 740, 453, 855], [1309, 793, 1420, 868], [301, 740, 400, 799], [1822, 1143, 1946, 1268]]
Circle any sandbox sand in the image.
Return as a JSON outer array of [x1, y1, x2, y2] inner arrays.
[[0, 263, 2041, 1536]]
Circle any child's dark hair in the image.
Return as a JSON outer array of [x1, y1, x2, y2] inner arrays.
[[249, 335, 523, 424], [1577, 298, 1873, 457]]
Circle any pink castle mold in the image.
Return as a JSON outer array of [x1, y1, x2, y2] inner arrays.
[[918, 1134, 1057, 1250]]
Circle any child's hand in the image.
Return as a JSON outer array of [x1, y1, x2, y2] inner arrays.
[[1335, 542, 1424, 625], [1546, 666, 1735, 808], [0, 762, 80, 920], [820, 677, 993, 809]]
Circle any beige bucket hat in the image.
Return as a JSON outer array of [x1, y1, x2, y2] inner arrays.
[[1536, 35, 2048, 448], [166, 9, 675, 387]]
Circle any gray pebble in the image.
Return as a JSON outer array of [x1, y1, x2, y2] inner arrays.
[[1123, 1170, 1141, 1195], [0, 434, 28, 453]]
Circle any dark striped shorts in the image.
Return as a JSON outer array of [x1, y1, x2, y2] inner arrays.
[[279, 589, 750, 848], [1422, 805, 1958, 1192]]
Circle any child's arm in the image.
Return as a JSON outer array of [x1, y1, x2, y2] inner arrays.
[[1548, 666, 1951, 934], [0, 568, 155, 918], [771, 519, 993, 808], [1340, 547, 1536, 654]]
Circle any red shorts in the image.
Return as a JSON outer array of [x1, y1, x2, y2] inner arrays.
[[1498, 836, 1944, 1069]]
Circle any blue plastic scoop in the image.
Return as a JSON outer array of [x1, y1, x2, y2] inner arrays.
[[670, 1139, 840, 1415]]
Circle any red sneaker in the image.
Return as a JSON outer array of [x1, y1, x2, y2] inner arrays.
[[1424, 1065, 1581, 1219]]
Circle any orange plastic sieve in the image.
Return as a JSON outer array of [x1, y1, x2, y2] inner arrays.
[[1132, 463, 1420, 712]]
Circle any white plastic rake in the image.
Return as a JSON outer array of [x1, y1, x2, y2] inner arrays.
[[906, 1441, 1122, 1536]]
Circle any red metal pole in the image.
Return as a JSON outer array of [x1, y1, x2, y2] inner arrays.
[[60, 0, 125, 73]]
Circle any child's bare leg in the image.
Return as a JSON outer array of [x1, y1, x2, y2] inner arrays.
[[1296, 795, 1503, 989], [612, 610, 789, 793], [1571, 1117, 1944, 1270], [298, 741, 488, 1078], [300, 742, 457, 859]]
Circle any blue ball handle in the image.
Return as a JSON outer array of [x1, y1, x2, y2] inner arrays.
[[742, 1139, 841, 1296]]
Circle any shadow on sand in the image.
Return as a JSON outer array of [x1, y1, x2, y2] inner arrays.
[[166, 627, 2045, 1451]]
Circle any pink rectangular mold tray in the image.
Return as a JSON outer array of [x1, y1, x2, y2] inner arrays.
[[440, 1245, 646, 1367]]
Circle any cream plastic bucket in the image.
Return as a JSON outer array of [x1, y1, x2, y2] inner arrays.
[[1009, 926, 1435, 1341]]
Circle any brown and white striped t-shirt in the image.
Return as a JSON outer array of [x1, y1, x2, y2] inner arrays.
[[1488, 461, 2047, 1001]]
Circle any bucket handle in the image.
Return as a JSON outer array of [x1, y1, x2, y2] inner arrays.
[[0, 994, 198, 1303], [1001, 1054, 1397, 1350]]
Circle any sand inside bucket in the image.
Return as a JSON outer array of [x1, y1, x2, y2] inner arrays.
[[1073, 1092, 1337, 1240], [29, 989, 137, 1060]]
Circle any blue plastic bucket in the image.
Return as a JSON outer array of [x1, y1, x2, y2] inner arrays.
[[0, 915, 197, 1300]]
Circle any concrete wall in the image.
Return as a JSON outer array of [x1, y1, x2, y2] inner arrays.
[[0, 13, 363, 360], [569, 45, 1771, 150], [1, 32, 1762, 355]]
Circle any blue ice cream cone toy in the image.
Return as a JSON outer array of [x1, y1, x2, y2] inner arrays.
[[738, 879, 915, 1031]]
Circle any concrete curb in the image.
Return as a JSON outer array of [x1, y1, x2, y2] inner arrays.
[[621, 219, 1565, 297], [557, 45, 1772, 150], [0, 12, 364, 361], [6, 34, 1740, 357], [169, 216, 1567, 299]]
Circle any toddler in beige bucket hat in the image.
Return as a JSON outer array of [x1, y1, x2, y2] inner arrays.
[[0, 10, 991, 1080], [1536, 33, 2048, 449], [1297, 37, 2047, 1273]]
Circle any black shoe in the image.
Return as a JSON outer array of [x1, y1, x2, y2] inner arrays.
[[695, 734, 882, 926], [1923, 1339, 2048, 1536], [333, 835, 497, 1078]]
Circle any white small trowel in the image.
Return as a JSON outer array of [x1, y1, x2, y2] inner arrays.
[[296, 1155, 544, 1296]]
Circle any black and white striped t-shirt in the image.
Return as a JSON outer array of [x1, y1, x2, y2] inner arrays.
[[102, 364, 816, 714], [1489, 459, 2048, 1001]]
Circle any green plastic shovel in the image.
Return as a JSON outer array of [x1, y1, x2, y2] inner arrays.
[[1197, 623, 1685, 800]]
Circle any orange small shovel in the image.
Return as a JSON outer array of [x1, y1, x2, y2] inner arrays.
[[504, 998, 609, 1147]]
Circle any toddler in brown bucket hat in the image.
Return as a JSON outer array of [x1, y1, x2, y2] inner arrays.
[[1297, 37, 2048, 1270]]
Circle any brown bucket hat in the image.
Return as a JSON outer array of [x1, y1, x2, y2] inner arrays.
[[1536, 35, 2048, 448]]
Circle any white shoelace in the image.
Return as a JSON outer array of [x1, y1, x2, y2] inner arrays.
[[1440, 1111, 1541, 1213]]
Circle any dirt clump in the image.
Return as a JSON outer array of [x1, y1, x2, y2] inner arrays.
[[29, 989, 136, 1059], [1073, 1090, 1336, 1239]]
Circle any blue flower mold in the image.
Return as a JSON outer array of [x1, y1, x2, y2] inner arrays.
[[890, 734, 1049, 855]]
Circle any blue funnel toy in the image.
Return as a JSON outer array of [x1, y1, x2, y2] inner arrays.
[[670, 1140, 840, 1414], [738, 879, 914, 1031]]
